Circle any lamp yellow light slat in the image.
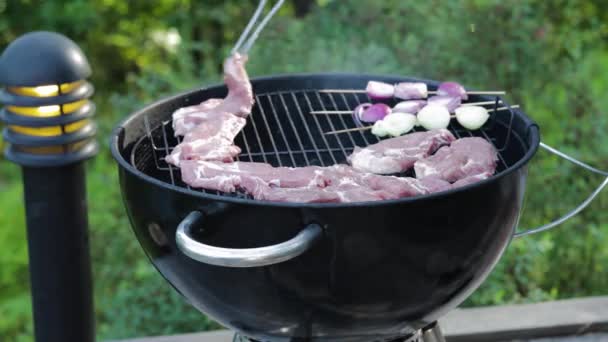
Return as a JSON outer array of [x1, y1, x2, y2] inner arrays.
[[7, 99, 88, 117], [8, 81, 83, 97], [10, 119, 90, 137]]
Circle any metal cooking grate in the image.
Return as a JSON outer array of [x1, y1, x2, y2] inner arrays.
[[130, 88, 518, 197]]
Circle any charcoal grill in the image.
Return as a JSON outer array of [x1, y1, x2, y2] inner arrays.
[[110, 73, 607, 341]]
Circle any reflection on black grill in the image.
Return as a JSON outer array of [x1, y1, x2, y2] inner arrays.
[[130, 89, 520, 197]]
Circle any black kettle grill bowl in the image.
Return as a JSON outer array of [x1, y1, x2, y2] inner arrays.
[[111, 74, 540, 341]]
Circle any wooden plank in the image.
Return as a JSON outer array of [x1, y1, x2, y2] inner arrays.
[[107, 330, 233, 342], [530, 335, 608, 342], [440, 296, 608, 342], [108, 296, 608, 342]]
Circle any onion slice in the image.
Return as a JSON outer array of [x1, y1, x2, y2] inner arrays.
[[394, 82, 428, 100], [352, 103, 371, 127], [359, 103, 391, 123], [454, 105, 489, 130], [383, 113, 417, 137], [393, 100, 426, 114], [371, 120, 389, 137], [427, 95, 462, 113], [437, 81, 468, 100], [366, 81, 394, 99], [417, 104, 451, 130]]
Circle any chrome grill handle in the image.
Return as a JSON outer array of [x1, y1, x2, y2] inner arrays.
[[514, 142, 608, 238], [176, 211, 323, 267]]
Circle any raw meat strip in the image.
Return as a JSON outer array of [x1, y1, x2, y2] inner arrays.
[[414, 137, 497, 182], [348, 129, 456, 174]]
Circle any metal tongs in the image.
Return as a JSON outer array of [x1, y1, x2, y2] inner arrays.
[[231, 0, 286, 56]]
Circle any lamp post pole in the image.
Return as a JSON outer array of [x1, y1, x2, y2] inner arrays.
[[0, 31, 97, 342]]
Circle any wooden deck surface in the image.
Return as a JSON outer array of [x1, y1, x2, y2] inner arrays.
[[109, 296, 608, 342]]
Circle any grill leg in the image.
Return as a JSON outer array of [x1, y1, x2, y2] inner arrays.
[[420, 322, 446, 342], [231, 323, 446, 342], [22, 164, 94, 342]]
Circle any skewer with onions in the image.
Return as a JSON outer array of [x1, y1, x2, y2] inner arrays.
[[312, 96, 503, 132], [323, 104, 519, 136], [320, 80, 505, 100], [312, 98, 501, 120], [314, 79, 511, 137], [415, 104, 495, 131]]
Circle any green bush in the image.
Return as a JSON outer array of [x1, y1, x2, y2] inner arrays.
[[1, 1, 607, 340], [0, 176, 31, 342]]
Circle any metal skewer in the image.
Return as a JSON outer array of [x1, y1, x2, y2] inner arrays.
[[310, 100, 503, 115], [318, 89, 506, 95], [459, 100, 501, 106], [323, 105, 519, 135]]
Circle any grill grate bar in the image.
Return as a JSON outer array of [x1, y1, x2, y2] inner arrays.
[[142, 115, 158, 163], [277, 93, 311, 166], [449, 121, 463, 139], [238, 128, 252, 162], [265, 94, 298, 166], [147, 119, 164, 152], [150, 120, 175, 152], [325, 92, 359, 148], [247, 102, 269, 163], [173, 127, 193, 190], [314, 92, 350, 160], [144, 116, 168, 174], [160, 118, 177, 185], [338, 92, 372, 146], [301, 91, 339, 165], [479, 128, 509, 170], [288, 92, 325, 165], [266, 95, 296, 165], [255, 94, 283, 165], [245, 147, 351, 157], [497, 105, 515, 152]]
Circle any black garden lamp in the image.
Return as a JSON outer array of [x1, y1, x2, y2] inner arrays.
[[0, 31, 96, 342]]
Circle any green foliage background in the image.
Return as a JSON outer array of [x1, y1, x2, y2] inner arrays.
[[1, 0, 607, 340]]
